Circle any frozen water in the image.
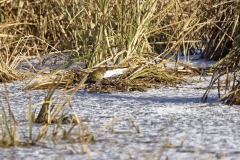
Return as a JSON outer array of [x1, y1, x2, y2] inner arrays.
[[0, 75, 240, 159]]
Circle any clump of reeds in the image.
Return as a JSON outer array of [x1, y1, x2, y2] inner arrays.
[[0, 50, 25, 83], [201, 46, 240, 105], [0, 83, 32, 147], [34, 73, 88, 124], [198, 0, 239, 60], [1, 82, 118, 149], [1, 0, 239, 83], [0, 0, 239, 106]]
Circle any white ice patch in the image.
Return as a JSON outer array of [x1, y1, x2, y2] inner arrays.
[[104, 68, 128, 78]]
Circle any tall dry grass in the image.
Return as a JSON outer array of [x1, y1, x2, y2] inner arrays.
[[0, 0, 239, 103], [0, 0, 238, 69]]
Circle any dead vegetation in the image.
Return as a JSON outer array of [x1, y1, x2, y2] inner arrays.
[[22, 54, 202, 92], [0, 0, 239, 150], [0, 0, 239, 82], [0, 0, 238, 98], [201, 46, 240, 105]]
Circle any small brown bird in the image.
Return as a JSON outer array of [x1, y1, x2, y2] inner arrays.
[[87, 67, 107, 83]]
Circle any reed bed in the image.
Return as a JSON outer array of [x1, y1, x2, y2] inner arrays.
[[2, 0, 237, 85], [0, 0, 238, 67]]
